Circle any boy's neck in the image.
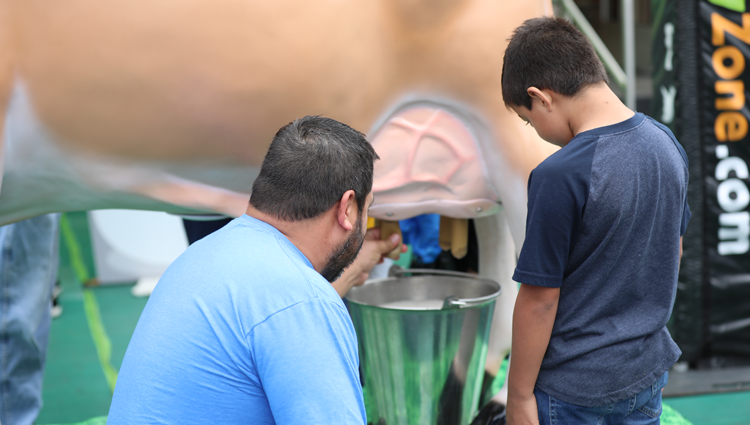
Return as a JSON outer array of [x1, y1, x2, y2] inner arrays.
[[565, 82, 635, 137]]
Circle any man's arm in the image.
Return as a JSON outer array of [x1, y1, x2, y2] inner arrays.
[[506, 283, 560, 425]]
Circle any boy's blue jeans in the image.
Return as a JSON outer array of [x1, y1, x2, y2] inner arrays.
[[0, 214, 60, 425], [534, 372, 669, 425]]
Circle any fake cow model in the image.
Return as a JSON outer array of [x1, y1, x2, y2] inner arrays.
[[0, 0, 556, 404]]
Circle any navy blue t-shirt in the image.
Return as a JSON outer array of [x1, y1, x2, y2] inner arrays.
[[513, 113, 690, 407]]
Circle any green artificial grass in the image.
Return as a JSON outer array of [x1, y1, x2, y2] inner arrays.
[[662, 403, 693, 425], [37, 213, 147, 424], [36, 269, 114, 424], [46, 416, 108, 425], [665, 391, 750, 425]]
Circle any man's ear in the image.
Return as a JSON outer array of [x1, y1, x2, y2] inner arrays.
[[527, 87, 553, 111], [336, 190, 357, 231]]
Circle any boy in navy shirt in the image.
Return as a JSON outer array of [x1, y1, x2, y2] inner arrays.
[[501, 17, 690, 425]]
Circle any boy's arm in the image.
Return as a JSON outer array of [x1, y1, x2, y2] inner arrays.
[[680, 236, 683, 260], [506, 283, 560, 425]]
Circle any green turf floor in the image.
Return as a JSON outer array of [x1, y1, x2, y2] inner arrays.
[[37, 281, 148, 424], [664, 392, 750, 425], [33, 212, 750, 425], [36, 212, 149, 424]]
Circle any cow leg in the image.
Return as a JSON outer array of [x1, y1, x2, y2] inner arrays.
[[475, 207, 518, 404], [0, 1, 14, 189]]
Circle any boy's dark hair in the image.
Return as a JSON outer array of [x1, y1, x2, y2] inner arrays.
[[250, 115, 379, 221], [502, 17, 608, 109]]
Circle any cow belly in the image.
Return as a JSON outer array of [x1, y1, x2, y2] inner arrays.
[[0, 86, 252, 225]]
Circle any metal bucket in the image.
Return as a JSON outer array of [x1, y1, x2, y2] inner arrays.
[[345, 269, 501, 425]]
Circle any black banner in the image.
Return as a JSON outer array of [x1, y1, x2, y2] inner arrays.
[[699, 0, 750, 365], [653, 0, 678, 135], [654, 0, 708, 363]]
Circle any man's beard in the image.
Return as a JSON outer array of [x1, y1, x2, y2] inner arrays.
[[321, 217, 366, 283]]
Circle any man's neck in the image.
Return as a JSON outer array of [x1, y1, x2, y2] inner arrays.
[[566, 83, 635, 137], [245, 204, 335, 273]]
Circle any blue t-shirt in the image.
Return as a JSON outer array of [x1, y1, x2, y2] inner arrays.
[[513, 113, 690, 407], [108, 215, 366, 424]]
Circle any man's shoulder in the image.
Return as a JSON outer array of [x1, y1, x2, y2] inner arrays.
[[226, 238, 341, 327], [232, 251, 335, 319], [247, 297, 355, 361], [189, 216, 310, 272], [161, 218, 332, 317], [257, 296, 349, 329]]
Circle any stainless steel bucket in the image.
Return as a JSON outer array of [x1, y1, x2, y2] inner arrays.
[[345, 269, 501, 425]]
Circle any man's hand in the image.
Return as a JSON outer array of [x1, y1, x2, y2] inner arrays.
[[331, 227, 406, 297], [507, 394, 539, 425]]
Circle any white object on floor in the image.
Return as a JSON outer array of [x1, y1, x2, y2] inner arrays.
[[51, 305, 63, 319], [89, 210, 188, 285], [131, 276, 161, 297]]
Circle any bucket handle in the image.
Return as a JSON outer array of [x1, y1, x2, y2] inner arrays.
[[389, 267, 481, 280], [389, 267, 502, 309]]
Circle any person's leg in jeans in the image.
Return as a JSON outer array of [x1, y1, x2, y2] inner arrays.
[[620, 372, 669, 425], [535, 387, 615, 425], [0, 213, 61, 425], [535, 372, 669, 425]]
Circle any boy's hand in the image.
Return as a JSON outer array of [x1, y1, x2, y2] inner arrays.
[[507, 395, 539, 425]]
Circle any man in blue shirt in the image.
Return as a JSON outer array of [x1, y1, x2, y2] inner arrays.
[[501, 18, 689, 425], [108, 116, 397, 424]]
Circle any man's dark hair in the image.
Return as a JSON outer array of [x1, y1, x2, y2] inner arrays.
[[250, 116, 379, 221], [502, 17, 608, 109]]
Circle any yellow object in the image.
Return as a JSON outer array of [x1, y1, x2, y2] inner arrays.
[[451, 218, 469, 259], [379, 220, 403, 260]]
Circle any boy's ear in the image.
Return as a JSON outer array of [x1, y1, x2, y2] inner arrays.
[[527, 87, 553, 111]]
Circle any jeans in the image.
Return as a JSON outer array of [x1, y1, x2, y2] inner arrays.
[[535, 372, 669, 425], [0, 214, 60, 425]]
